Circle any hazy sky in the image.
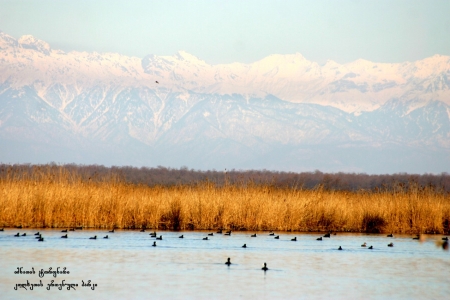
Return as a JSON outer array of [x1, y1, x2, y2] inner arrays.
[[1, 0, 449, 65]]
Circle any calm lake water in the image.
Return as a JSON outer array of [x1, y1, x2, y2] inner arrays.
[[0, 229, 448, 299]]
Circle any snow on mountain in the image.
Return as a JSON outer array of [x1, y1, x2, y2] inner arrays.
[[1, 31, 449, 173], [1, 31, 449, 113]]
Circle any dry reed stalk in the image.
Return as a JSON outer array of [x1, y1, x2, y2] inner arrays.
[[0, 169, 449, 233]]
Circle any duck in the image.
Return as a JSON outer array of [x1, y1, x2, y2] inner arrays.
[[38, 237, 44, 242], [109, 229, 115, 233], [262, 262, 269, 271], [14, 233, 20, 237], [140, 229, 146, 232], [152, 241, 157, 247], [61, 234, 68, 238], [316, 237, 322, 241], [89, 235, 97, 240], [216, 229, 223, 234], [442, 237, 448, 241], [269, 232, 275, 236], [387, 233, 393, 237], [242, 244, 247, 248], [291, 237, 297, 241], [35, 234, 42, 239], [274, 235, 280, 239], [413, 235, 420, 240], [361, 242, 367, 247], [251, 234, 257, 237], [225, 231, 232, 236], [323, 233, 331, 238], [208, 233, 214, 236], [69, 228, 75, 231], [149, 232, 157, 237], [21, 233, 26, 236], [0, 228, 4, 231], [103, 235, 108, 239], [34, 232, 40, 235], [61, 229, 67, 233], [387, 242, 394, 247], [225, 258, 231, 265], [156, 235, 163, 240], [338, 246, 342, 250], [179, 235, 184, 238], [203, 237, 208, 240], [368, 245, 373, 249]]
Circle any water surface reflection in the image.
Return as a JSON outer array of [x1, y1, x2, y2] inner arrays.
[[1, 230, 449, 299]]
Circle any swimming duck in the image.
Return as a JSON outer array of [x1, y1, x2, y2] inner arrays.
[[21, 233, 26, 236], [203, 237, 208, 240], [291, 237, 297, 241], [251, 234, 257, 237], [179, 235, 184, 238], [103, 235, 108, 239], [69, 228, 75, 231], [442, 237, 448, 241], [35, 234, 42, 239], [242, 244, 247, 248], [0, 228, 4, 231], [323, 233, 331, 238], [413, 235, 420, 240], [61, 234, 68, 238], [387, 233, 393, 237], [89, 235, 97, 240], [368, 245, 373, 249], [216, 229, 223, 234], [361, 242, 367, 247], [338, 246, 342, 250], [150, 232, 157, 237], [274, 235, 280, 239], [34, 232, 40, 235], [38, 237, 44, 242], [208, 233, 214, 236], [14, 233, 20, 237], [109, 229, 115, 233], [225, 258, 231, 265], [156, 235, 163, 240], [225, 231, 232, 236], [269, 232, 275, 236], [316, 237, 322, 241], [61, 229, 67, 233], [140, 229, 146, 232], [262, 262, 268, 271], [387, 242, 394, 247], [152, 241, 157, 247]]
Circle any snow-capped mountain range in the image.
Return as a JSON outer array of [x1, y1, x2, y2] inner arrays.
[[0, 31, 449, 173]]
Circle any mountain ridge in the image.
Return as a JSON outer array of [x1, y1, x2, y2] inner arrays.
[[1, 31, 449, 173]]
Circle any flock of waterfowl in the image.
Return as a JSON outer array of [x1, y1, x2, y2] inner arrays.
[[2, 228, 448, 270]]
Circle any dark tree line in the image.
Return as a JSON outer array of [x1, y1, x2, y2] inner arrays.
[[0, 163, 449, 193]]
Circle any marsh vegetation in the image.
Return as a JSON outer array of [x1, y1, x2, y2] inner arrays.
[[0, 164, 449, 233]]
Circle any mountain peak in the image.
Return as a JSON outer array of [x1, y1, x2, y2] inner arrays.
[[18, 35, 51, 54], [174, 50, 206, 64]]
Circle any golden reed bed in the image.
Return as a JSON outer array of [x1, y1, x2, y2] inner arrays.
[[1, 168, 449, 234]]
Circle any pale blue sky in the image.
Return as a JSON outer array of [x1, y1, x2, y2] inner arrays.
[[1, 0, 449, 64]]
